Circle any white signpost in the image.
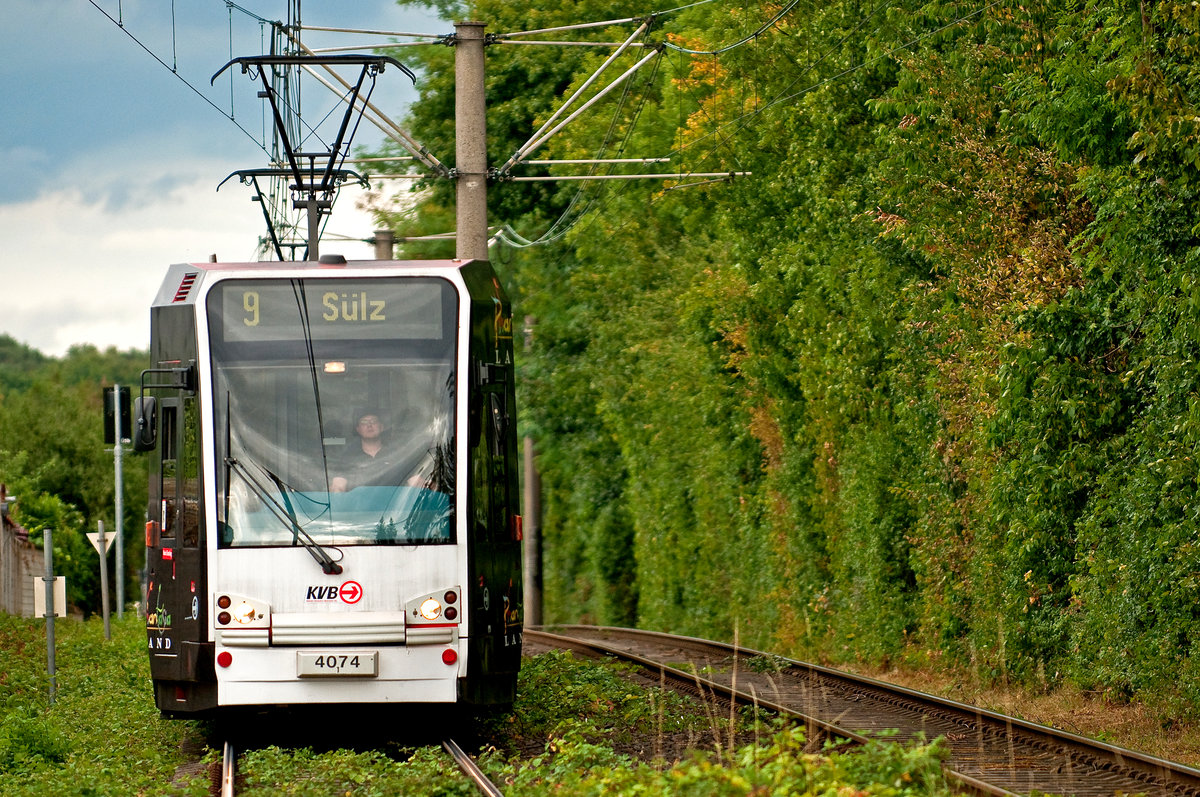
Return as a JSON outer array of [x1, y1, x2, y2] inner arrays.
[[87, 521, 115, 640], [32, 576, 66, 618], [33, 528, 65, 702]]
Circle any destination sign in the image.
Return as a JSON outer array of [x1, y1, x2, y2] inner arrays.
[[209, 278, 453, 343]]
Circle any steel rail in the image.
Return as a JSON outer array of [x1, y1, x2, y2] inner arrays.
[[221, 741, 236, 797], [444, 738, 504, 797], [529, 626, 1200, 797], [525, 629, 1010, 792]]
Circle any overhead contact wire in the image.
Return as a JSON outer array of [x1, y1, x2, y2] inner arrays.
[[85, 0, 270, 158]]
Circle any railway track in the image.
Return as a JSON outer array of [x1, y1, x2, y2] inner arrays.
[[444, 737, 506, 797], [219, 741, 235, 797], [211, 737, 504, 796], [529, 625, 1200, 796]]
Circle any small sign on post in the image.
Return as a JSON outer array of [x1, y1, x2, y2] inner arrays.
[[32, 576, 66, 617], [86, 528, 116, 554], [87, 521, 114, 640]]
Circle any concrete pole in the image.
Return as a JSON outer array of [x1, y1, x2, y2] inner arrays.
[[455, 21, 489, 261], [113, 385, 124, 618], [43, 528, 56, 703], [374, 229, 395, 260]]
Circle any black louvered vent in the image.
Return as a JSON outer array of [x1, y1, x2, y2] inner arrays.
[[172, 272, 198, 303]]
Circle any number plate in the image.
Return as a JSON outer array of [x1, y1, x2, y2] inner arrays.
[[296, 651, 378, 677]]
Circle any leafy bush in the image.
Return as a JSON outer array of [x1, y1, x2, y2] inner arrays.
[[488, 727, 958, 797], [0, 708, 68, 771]]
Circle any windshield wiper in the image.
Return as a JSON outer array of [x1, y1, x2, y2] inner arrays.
[[225, 455, 344, 575], [221, 392, 233, 544]]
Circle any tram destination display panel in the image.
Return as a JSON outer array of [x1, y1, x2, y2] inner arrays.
[[206, 277, 458, 549]]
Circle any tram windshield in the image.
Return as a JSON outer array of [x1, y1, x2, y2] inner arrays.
[[207, 277, 457, 548]]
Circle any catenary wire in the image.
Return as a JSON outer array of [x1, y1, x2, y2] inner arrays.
[[506, 0, 1004, 312], [659, 0, 804, 55], [495, 29, 665, 249], [84, 0, 270, 158]]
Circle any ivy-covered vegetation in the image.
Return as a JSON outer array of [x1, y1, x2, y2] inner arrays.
[[0, 336, 148, 616], [376, 0, 1200, 716]]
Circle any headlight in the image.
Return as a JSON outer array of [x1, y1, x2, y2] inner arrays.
[[419, 598, 442, 620], [231, 601, 258, 624]]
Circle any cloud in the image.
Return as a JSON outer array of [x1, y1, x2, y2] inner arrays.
[[0, 163, 380, 357], [0, 0, 442, 357]]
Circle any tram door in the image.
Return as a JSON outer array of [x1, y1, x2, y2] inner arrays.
[[464, 273, 523, 703], [146, 393, 214, 710]]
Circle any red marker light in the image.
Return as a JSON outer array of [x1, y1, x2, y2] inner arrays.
[[442, 649, 458, 666], [444, 607, 458, 621], [217, 651, 233, 668], [444, 590, 457, 605]]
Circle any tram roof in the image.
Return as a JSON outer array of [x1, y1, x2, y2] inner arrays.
[[151, 259, 487, 307]]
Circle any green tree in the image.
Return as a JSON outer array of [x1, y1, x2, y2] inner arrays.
[[1, 344, 148, 616]]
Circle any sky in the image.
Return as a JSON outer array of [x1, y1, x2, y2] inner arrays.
[[1, 0, 446, 357]]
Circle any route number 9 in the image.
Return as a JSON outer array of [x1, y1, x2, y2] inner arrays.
[[242, 291, 260, 327]]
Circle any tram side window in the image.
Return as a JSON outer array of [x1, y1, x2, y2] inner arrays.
[[488, 392, 509, 542], [471, 390, 512, 543], [471, 397, 491, 539], [161, 405, 177, 540], [159, 400, 201, 546], [180, 398, 200, 547]]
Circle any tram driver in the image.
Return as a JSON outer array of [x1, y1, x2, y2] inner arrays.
[[332, 410, 397, 492]]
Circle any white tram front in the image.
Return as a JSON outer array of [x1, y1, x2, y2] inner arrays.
[[136, 258, 523, 715]]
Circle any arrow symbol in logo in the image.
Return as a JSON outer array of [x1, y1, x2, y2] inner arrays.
[[339, 580, 363, 604]]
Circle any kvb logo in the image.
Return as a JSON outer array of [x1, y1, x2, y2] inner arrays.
[[306, 585, 340, 601], [305, 581, 364, 604]]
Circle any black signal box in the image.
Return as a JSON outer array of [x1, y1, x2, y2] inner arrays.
[[103, 386, 132, 445]]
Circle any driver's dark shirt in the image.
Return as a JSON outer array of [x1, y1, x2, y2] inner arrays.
[[338, 444, 408, 488]]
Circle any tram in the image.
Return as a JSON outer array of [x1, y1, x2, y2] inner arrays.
[[134, 256, 522, 715]]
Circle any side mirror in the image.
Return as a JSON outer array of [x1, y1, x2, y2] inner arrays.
[[132, 396, 158, 452]]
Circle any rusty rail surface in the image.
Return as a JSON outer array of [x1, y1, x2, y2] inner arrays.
[[528, 625, 1200, 797]]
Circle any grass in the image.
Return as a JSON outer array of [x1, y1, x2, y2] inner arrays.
[[0, 613, 205, 796], [0, 612, 964, 795]]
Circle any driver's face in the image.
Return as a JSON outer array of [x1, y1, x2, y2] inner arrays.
[[357, 415, 381, 438]]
